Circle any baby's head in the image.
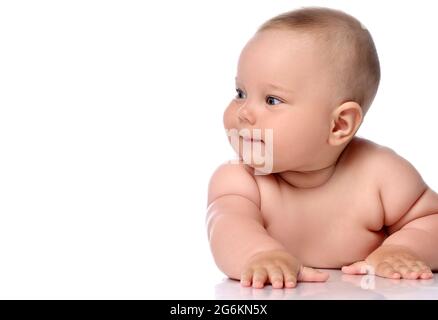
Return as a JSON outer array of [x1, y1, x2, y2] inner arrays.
[[223, 7, 380, 174]]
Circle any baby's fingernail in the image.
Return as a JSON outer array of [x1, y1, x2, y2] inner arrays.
[[410, 272, 420, 278], [421, 272, 433, 279], [241, 280, 250, 286]]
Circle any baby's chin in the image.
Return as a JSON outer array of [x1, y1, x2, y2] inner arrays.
[[239, 157, 275, 175]]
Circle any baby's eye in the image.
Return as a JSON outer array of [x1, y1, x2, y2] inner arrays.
[[235, 88, 246, 100], [266, 96, 282, 106]]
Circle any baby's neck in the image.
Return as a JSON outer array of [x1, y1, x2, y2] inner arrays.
[[276, 163, 338, 189], [276, 142, 352, 189], [275, 137, 360, 189]]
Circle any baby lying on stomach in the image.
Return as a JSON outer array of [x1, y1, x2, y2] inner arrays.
[[206, 7, 438, 289]]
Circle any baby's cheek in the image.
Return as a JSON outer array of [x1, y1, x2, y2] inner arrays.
[[223, 103, 236, 130], [265, 130, 287, 171], [222, 113, 229, 130], [271, 130, 307, 170], [271, 137, 288, 169]]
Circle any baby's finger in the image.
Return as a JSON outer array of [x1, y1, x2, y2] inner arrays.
[[414, 262, 434, 279], [298, 266, 330, 282], [420, 271, 434, 279], [396, 258, 433, 279], [394, 263, 419, 279], [278, 264, 297, 288], [408, 264, 429, 279], [252, 267, 268, 288], [240, 268, 253, 287], [266, 265, 284, 289], [389, 259, 417, 279], [419, 268, 434, 279], [375, 262, 401, 279], [341, 261, 369, 275]]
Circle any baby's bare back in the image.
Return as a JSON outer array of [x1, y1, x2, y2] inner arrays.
[[253, 137, 387, 268]]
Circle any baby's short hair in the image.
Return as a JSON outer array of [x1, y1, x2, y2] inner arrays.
[[257, 7, 380, 113]]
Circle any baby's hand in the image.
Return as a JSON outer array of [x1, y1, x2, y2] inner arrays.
[[240, 249, 329, 288], [341, 245, 434, 280]]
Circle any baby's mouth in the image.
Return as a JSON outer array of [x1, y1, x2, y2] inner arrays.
[[241, 136, 263, 143], [243, 138, 263, 143]]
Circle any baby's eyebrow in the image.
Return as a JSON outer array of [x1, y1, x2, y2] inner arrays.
[[235, 77, 294, 94], [266, 83, 294, 94]]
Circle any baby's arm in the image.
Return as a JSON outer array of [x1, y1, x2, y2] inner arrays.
[[343, 147, 438, 279], [206, 161, 286, 279], [206, 161, 328, 288]]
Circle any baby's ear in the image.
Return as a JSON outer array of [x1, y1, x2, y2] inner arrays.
[[328, 101, 363, 146]]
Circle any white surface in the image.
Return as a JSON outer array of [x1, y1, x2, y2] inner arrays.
[[214, 270, 438, 300], [0, 0, 438, 299]]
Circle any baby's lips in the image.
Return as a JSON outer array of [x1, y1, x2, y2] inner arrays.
[[241, 135, 263, 142]]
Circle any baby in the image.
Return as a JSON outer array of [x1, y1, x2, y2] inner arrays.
[[206, 7, 438, 289]]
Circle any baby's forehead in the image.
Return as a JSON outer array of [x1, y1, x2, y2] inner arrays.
[[246, 29, 320, 53], [238, 29, 332, 80], [242, 29, 331, 68]]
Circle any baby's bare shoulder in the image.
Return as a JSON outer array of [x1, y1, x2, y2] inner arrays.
[[207, 160, 261, 209], [349, 136, 423, 184], [352, 137, 421, 176], [352, 137, 429, 226], [344, 136, 402, 170]]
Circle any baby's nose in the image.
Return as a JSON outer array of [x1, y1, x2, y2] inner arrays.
[[238, 105, 256, 125]]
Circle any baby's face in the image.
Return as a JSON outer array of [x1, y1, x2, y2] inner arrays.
[[223, 29, 337, 173]]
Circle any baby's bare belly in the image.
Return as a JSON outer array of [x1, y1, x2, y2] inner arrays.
[[265, 216, 386, 268]]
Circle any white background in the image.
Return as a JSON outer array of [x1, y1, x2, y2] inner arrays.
[[0, 0, 437, 299]]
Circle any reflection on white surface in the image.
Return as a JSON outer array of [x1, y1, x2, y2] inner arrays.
[[214, 270, 437, 300]]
